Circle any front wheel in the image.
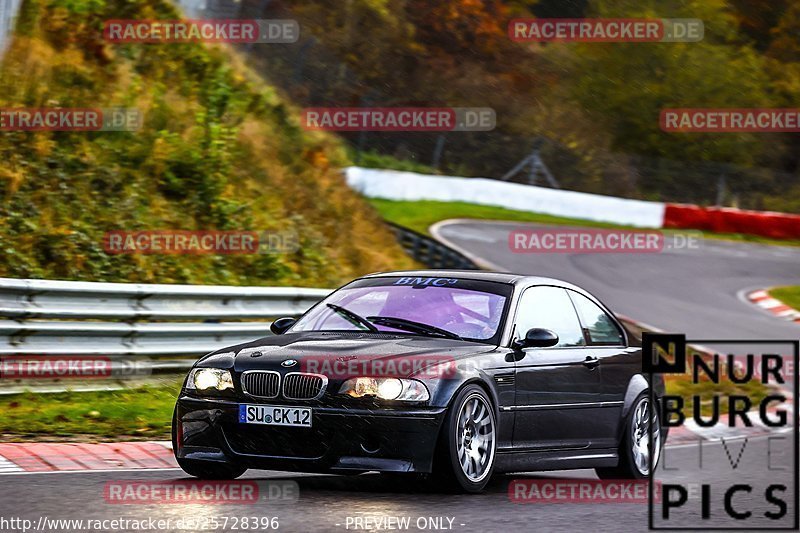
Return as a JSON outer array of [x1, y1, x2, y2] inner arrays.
[[431, 384, 497, 493], [596, 392, 662, 479]]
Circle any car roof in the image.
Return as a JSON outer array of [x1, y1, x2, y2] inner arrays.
[[360, 270, 587, 293]]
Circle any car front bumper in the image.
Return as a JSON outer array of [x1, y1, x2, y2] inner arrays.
[[174, 396, 447, 474]]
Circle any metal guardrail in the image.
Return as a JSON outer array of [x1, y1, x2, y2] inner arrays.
[[386, 222, 477, 270], [0, 276, 651, 395], [0, 278, 331, 360], [0, 219, 472, 391], [0, 320, 279, 356], [0, 278, 330, 320]]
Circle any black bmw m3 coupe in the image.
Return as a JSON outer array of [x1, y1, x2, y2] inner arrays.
[[173, 270, 666, 492]]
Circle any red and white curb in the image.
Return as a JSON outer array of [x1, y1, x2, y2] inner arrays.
[[747, 289, 800, 322], [0, 441, 176, 474], [0, 454, 23, 473]]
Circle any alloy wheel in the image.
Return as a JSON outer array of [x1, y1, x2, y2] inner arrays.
[[455, 393, 496, 482], [631, 396, 660, 476]]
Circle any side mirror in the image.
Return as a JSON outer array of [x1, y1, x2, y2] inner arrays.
[[516, 328, 559, 349], [270, 317, 297, 335]]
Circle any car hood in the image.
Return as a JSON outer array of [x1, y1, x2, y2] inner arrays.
[[215, 331, 495, 378]]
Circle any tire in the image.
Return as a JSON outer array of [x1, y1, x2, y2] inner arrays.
[[596, 392, 662, 480], [430, 384, 497, 493], [172, 407, 246, 480]]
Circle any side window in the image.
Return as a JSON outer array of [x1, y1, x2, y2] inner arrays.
[[515, 286, 585, 347], [569, 292, 624, 346]]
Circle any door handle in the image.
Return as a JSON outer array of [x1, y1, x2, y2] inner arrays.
[[583, 356, 600, 369]]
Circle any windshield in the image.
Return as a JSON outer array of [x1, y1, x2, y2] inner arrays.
[[290, 276, 512, 344]]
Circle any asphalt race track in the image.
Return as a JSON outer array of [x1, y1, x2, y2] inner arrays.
[[0, 436, 794, 531], [433, 220, 800, 341], [2, 220, 798, 532]]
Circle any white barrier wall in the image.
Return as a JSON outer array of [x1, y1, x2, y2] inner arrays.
[[0, 0, 22, 58], [345, 167, 666, 228]]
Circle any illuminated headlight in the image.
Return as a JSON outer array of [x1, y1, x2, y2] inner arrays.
[[338, 377, 429, 401], [186, 368, 234, 392]]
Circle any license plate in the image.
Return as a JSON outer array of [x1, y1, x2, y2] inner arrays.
[[239, 404, 312, 427]]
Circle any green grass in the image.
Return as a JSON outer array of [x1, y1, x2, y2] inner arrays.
[[370, 198, 625, 236], [0, 0, 416, 286], [769, 286, 800, 311], [665, 369, 770, 417], [370, 199, 800, 248], [0, 381, 182, 441], [624, 327, 770, 417], [0, 361, 768, 439]]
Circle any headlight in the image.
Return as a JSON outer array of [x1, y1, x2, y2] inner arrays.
[[186, 368, 234, 392], [338, 377, 429, 401]]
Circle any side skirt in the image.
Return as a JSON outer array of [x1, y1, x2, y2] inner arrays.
[[494, 448, 619, 473]]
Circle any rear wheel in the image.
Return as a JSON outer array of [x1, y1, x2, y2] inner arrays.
[[431, 384, 497, 493], [596, 392, 661, 479], [172, 407, 246, 480]]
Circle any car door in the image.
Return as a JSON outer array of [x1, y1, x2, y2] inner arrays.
[[511, 285, 606, 450], [567, 290, 633, 448]]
